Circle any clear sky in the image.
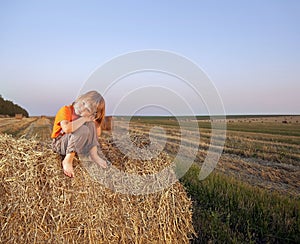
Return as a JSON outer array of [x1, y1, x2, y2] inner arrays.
[[0, 0, 299, 116]]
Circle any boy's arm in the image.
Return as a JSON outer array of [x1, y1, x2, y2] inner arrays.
[[61, 116, 92, 134]]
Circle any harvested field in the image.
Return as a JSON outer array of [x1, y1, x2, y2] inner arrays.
[[0, 117, 53, 142], [1, 115, 299, 242], [0, 117, 38, 137]]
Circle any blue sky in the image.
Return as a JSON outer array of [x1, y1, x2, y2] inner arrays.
[[0, 0, 299, 116]]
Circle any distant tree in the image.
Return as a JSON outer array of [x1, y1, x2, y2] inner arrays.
[[0, 95, 29, 117]]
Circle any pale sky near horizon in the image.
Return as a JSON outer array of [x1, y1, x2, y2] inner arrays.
[[0, 0, 299, 116]]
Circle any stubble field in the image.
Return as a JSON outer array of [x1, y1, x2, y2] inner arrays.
[[126, 115, 300, 197]]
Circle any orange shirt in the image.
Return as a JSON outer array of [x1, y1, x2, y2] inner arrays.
[[51, 105, 79, 138]]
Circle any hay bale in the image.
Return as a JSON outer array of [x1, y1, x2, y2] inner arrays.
[[0, 134, 195, 243], [101, 116, 113, 131], [15, 114, 23, 119]]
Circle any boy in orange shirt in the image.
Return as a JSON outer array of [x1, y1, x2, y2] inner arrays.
[[51, 90, 108, 177]]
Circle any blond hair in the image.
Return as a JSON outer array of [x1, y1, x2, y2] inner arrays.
[[73, 91, 106, 125]]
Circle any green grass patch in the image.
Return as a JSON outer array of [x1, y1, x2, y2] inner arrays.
[[180, 164, 300, 243]]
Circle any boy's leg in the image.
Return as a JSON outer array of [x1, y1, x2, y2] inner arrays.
[[52, 124, 90, 156], [69, 122, 98, 155], [83, 122, 108, 168], [58, 122, 107, 176], [62, 125, 90, 177], [54, 125, 89, 177], [67, 125, 90, 154]]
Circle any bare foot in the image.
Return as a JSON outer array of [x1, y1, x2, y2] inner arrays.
[[62, 153, 75, 177], [96, 157, 108, 169], [89, 146, 108, 169], [89, 154, 107, 169]]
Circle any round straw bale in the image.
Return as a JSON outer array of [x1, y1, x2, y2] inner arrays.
[[0, 134, 195, 243]]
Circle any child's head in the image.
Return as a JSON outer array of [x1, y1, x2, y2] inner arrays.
[[74, 91, 106, 124]]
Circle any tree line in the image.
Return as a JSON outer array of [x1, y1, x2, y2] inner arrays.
[[0, 95, 29, 117]]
